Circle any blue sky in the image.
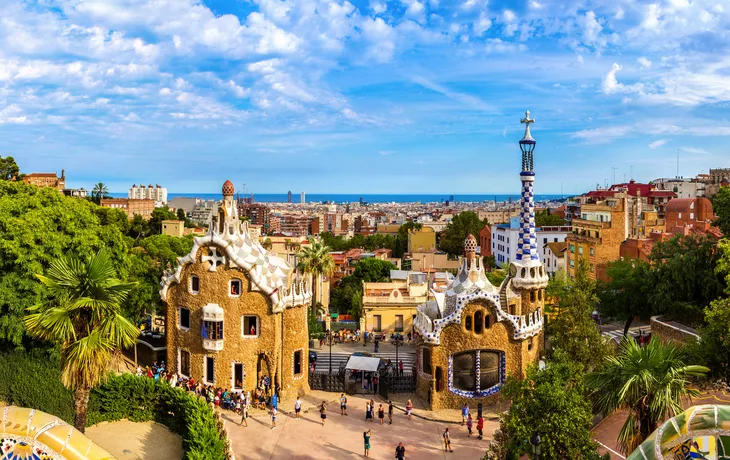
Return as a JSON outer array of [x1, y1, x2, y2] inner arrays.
[[0, 0, 727, 194]]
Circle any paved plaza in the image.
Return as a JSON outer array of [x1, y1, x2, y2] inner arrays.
[[220, 393, 494, 459]]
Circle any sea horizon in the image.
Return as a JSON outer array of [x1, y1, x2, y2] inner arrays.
[[109, 192, 568, 204]]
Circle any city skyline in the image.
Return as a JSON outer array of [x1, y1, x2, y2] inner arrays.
[[0, 0, 727, 193]]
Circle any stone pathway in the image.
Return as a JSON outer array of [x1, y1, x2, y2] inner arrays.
[[219, 393, 495, 460], [86, 420, 182, 460]]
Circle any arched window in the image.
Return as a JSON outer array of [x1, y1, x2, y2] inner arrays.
[[484, 312, 491, 329], [422, 348, 432, 375], [530, 291, 536, 302], [465, 315, 472, 331], [474, 310, 483, 334]]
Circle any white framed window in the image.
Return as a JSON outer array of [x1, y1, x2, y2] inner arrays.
[[232, 362, 245, 390], [229, 279, 242, 298], [178, 307, 190, 330], [242, 316, 259, 338], [189, 275, 200, 295], [179, 349, 191, 378], [204, 356, 215, 384]]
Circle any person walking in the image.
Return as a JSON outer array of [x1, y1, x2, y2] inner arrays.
[[365, 400, 372, 421], [443, 428, 453, 453], [395, 442, 406, 460], [378, 404, 385, 425], [270, 406, 277, 429], [319, 401, 327, 426], [405, 399, 413, 420], [477, 415, 485, 440], [340, 393, 348, 415], [363, 430, 371, 457], [466, 413, 473, 437], [388, 400, 393, 425], [398, 360, 404, 376], [240, 402, 248, 427], [294, 396, 302, 419], [461, 404, 469, 426], [369, 400, 375, 422]]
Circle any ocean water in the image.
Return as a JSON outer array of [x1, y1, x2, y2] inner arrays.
[[110, 193, 565, 204]]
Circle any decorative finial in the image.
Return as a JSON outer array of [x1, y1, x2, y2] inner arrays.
[[520, 110, 535, 142]]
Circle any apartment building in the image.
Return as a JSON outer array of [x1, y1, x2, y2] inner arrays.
[[491, 217, 571, 268]]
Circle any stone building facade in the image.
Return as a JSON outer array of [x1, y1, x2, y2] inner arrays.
[[161, 181, 312, 399], [413, 112, 546, 410]]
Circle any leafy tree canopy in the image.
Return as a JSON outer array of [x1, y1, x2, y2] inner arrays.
[[713, 187, 730, 237], [597, 259, 655, 335], [0, 155, 20, 181], [697, 297, 730, 382], [501, 350, 608, 460], [439, 211, 488, 256], [148, 206, 177, 234], [548, 258, 613, 371], [534, 209, 566, 227], [329, 258, 396, 320], [0, 181, 131, 349], [319, 232, 397, 253], [352, 257, 396, 282], [649, 234, 725, 325]]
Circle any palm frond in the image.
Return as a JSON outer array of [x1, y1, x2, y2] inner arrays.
[[61, 330, 114, 390]]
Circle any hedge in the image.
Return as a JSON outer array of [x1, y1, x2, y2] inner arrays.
[[0, 352, 228, 460]]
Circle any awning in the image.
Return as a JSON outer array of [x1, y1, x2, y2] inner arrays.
[[345, 356, 381, 372], [202, 303, 224, 321]]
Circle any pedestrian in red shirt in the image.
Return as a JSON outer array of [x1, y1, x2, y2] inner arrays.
[[476, 415, 485, 440]]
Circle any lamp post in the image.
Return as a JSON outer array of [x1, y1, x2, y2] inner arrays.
[[392, 332, 404, 376], [326, 329, 333, 374], [530, 430, 542, 460]]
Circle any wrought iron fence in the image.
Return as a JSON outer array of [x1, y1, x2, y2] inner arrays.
[[385, 372, 416, 393], [309, 371, 345, 392]]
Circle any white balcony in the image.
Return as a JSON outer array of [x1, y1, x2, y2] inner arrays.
[[202, 338, 224, 352]]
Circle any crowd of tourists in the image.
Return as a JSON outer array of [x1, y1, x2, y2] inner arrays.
[[316, 329, 415, 348]]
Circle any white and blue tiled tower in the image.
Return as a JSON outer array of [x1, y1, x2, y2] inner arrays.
[[509, 111, 549, 291]]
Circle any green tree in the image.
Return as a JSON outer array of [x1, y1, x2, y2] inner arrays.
[[0, 155, 20, 180], [545, 268, 569, 309], [534, 209, 566, 227], [597, 259, 655, 336], [548, 258, 612, 371], [124, 234, 194, 321], [176, 207, 186, 220], [697, 297, 730, 382], [297, 241, 335, 316], [91, 182, 109, 204], [148, 206, 177, 234], [717, 238, 730, 293], [24, 251, 139, 432], [713, 187, 730, 237], [128, 214, 150, 240], [585, 336, 709, 454], [352, 257, 396, 282], [439, 211, 488, 256], [396, 221, 422, 257], [0, 181, 131, 349], [649, 234, 725, 325], [501, 351, 608, 460]]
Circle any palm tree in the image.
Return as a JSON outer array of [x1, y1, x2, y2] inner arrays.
[[92, 182, 109, 204], [24, 251, 139, 432], [585, 336, 708, 454], [296, 241, 335, 319]]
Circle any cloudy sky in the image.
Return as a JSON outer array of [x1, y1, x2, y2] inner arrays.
[[0, 0, 727, 194]]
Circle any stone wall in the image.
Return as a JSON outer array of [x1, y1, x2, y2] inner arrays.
[[422, 298, 542, 410], [165, 243, 309, 396], [650, 316, 700, 344]]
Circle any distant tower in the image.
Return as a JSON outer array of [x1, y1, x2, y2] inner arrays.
[[300, 191, 306, 204], [287, 191, 292, 203], [510, 111, 549, 290]]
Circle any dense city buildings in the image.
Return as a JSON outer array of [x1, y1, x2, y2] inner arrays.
[[22, 170, 66, 191], [162, 181, 312, 399], [238, 202, 271, 232], [414, 112, 546, 410], [407, 227, 437, 253], [129, 184, 168, 205], [100, 198, 154, 220], [491, 217, 571, 268], [705, 168, 730, 198]]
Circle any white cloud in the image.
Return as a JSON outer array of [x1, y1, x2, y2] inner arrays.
[[473, 11, 492, 36], [578, 11, 602, 45], [637, 57, 652, 69], [501, 10, 518, 37], [370, 0, 387, 14], [0, 104, 28, 125], [484, 38, 527, 53], [409, 74, 493, 110], [649, 139, 667, 149], [602, 63, 644, 95], [680, 146, 709, 154]]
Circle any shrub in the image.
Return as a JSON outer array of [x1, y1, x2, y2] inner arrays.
[[0, 353, 228, 460]]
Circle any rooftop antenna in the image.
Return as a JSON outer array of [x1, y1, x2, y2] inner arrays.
[[676, 149, 679, 178], [624, 173, 627, 182], [612, 167, 618, 186], [561, 182, 563, 199], [630, 165, 634, 181]]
